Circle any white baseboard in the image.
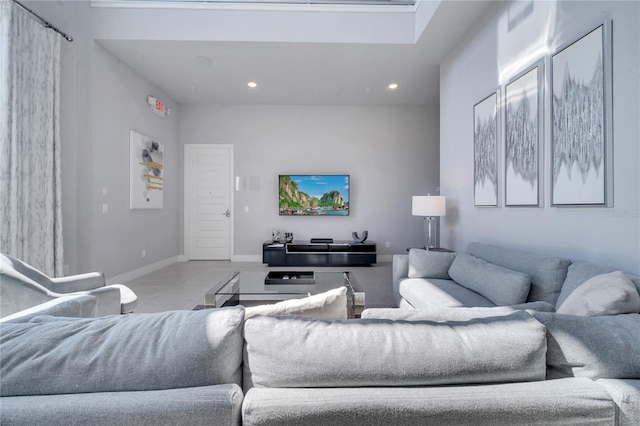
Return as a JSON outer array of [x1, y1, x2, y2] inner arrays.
[[107, 256, 181, 285]]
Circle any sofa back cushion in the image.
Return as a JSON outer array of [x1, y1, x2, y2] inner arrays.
[[0, 307, 245, 396], [448, 253, 531, 306], [243, 311, 546, 390], [467, 242, 571, 305], [407, 249, 458, 279], [533, 312, 640, 380]]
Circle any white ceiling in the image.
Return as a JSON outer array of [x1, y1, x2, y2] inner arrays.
[[96, 0, 494, 106]]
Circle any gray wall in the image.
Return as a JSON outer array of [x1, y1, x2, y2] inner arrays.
[[24, 1, 181, 277], [440, 0, 640, 274], [20, 2, 438, 276], [89, 44, 180, 276], [179, 105, 440, 258]]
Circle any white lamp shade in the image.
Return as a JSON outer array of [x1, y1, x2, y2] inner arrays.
[[412, 195, 446, 217]]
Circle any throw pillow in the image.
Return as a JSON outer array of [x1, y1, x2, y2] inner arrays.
[[244, 286, 347, 320], [556, 271, 640, 316], [448, 253, 531, 306], [408, 249, 457, 279], [556, 261, 640, 308]]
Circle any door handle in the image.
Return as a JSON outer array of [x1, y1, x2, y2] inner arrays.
[[223, 209, 230, 217]]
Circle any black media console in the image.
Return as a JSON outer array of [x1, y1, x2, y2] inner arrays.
[[262, 240, 377, 267]]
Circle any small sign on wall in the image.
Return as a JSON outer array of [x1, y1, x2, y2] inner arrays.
[[130, 130, 164, 209]]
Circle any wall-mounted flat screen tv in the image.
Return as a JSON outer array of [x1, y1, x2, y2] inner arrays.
[[279, 175, 350, 216]]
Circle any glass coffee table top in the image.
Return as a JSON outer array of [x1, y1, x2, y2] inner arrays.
[[204, 270, 365, 316]]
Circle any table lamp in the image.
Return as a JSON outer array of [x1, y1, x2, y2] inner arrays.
[[412, 194, 446, 250]]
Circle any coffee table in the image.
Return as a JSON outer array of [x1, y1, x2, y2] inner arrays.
[[204, 271, 365, 317]]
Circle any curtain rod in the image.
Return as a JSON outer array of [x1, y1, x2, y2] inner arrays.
[[13, 0, 73, 42]]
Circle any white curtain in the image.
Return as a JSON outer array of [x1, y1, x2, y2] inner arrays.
[[0, 1, 64, 277]]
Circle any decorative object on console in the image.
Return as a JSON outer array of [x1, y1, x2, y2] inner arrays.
[[473, 91, 499, 207], [352, 231, 368, 243], [284, 232, 293, 243], [271, 229, 280, 243], [412, 194, 446, 250]]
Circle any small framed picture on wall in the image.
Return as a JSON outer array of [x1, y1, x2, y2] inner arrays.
[[550, 21, 613, 206], [504, 60, 543, 207], [473, 90, 500, 207]]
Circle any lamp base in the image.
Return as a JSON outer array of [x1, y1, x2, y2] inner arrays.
[[425, 216, 437, 250]]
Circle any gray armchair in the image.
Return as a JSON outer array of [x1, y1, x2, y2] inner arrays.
[[0, 253, 137, 321]]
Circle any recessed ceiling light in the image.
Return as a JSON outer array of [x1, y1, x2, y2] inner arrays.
[[195, 55, 213, 66], [247, 81, 258, 89], [388, 83, 399, 90]]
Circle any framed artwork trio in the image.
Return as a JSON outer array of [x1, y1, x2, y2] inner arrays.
[[473, 20, 613, 208]]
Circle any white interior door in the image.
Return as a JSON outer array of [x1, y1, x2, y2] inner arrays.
[[185, 145, 232, 260]]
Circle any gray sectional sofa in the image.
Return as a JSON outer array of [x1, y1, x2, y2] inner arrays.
[[393, 242, 640, 313], [1, 242, 639, 425]]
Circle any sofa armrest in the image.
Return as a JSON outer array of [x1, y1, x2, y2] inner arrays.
[[392, 255, 409, 307], [49, 272, 106, 293], [0, 294, 98, 323], [79, 286, 122, 316], [597, 379, 640, 426]]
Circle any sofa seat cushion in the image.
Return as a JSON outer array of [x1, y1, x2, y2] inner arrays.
[[533, 312, 640, 380], [0, 384, 243, 426], [242, 378, 614, 426], [597, 379, 640, 426], [0, 307, 245, 396], [243, 311, 546, 390], [467, 242, 571, 305], [448, 253, 531, 306], [398, 278, 495, 309], [556, 271, 640, 316], [557, 262, 640, 309], [408, 249, 458, 279]]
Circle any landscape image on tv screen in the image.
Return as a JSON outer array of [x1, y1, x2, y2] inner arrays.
[[279, 175, 349, 216]]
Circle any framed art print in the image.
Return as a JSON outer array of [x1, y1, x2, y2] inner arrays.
[[474, 90, 499, 207], [504, 61, 543, 207], [551, 21, 612, 206], [130, 130, 164, 209]]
